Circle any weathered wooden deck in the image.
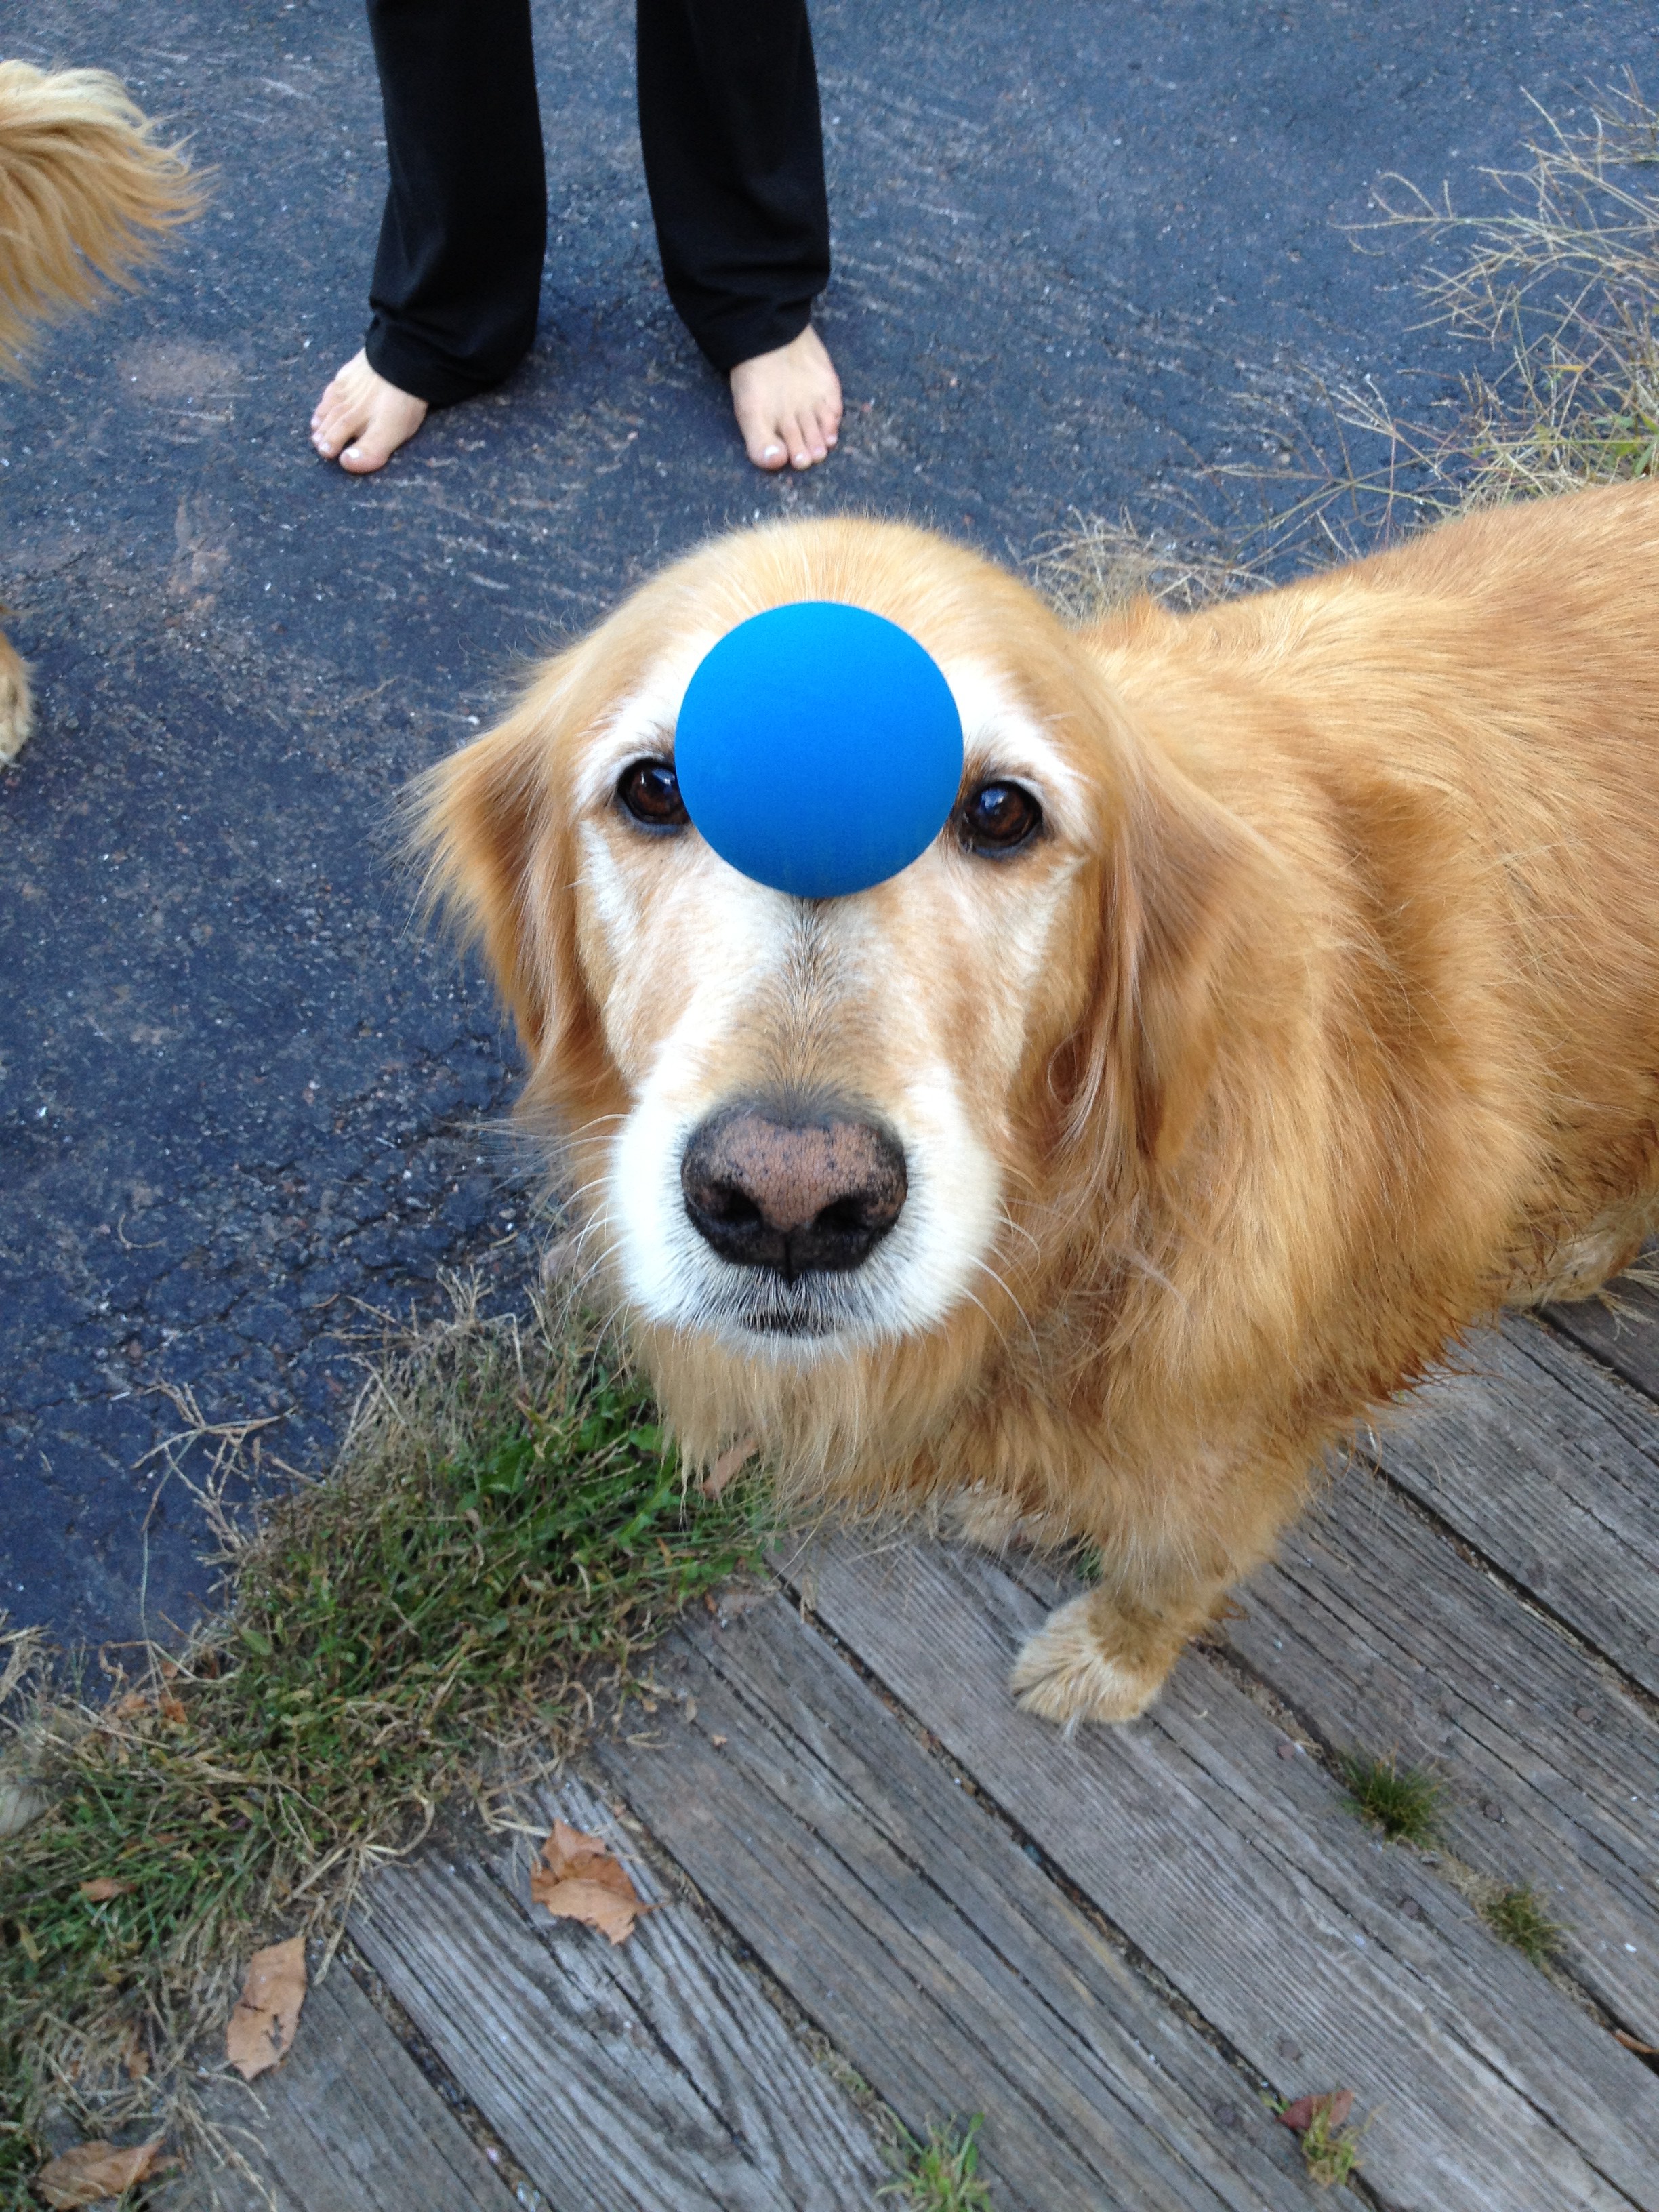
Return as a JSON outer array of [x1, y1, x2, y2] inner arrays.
[[173, 1284, 1659, 2211]]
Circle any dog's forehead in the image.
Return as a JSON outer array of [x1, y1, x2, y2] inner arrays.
[[569, 626, 1090, 834]]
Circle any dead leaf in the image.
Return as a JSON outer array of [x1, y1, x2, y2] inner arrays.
[[157, 1691, 188, 1724], [35, 2136, 164, 2208], [226, 1935, 306, 2078], [1277, 2087, 1355, 2134], [702, 1436, 756, 1500], [1616, 2028, 1658, 2056], [535, 1818, 628, 1886], [529, 1820, 651, 1945], [77, 1877, 134, 1902]]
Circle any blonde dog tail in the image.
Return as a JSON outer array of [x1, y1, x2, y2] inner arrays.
[[0, 59, 205, 377]]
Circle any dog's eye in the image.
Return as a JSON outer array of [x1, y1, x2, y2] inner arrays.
[[958, 779, 1042, 857], [617, 758, 689, 830]]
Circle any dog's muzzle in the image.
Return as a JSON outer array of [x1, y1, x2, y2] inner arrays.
[[680, 1100, 907, 1284]]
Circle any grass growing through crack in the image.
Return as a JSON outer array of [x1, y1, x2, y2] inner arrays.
[[1269, 2092, 1365, 2189], [881, 2116, 996, 2211], [1297, 2100, 1363, 2190], [1338, 1750, 1442, 1844], [0, 1292, 771, 2205], [1479, 1882, 1563, 1965]]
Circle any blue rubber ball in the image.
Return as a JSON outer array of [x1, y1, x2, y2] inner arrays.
[[674, 601, 964, 900]]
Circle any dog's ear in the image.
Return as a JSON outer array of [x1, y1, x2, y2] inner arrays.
[[407, 671, 602, 1102], [1062, 743, 1258, 1179], [409, 699, 554, 1052], [1127, 751, 1257, 1168]]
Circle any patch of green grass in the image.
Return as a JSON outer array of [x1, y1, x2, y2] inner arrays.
[[880, 2116, 996, 2211], [1479, 1881, 1563, 1965], [1298, 2099, 1362, 2190], [0, 1296, 770, 2207], [1270, 2091, 1364, 2190], [1338, 1749, 1442, 1844]]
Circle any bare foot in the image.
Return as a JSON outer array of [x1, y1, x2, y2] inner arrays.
[[310, 349, 428, 474], [729, 324, 842, 472]]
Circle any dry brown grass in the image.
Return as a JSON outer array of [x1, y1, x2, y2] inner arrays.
[[1246, 83, 1659, 565], [1365, 80, 1659, 502], [1038, 84, 1659, 613], [1027, 511, 1265, 626]]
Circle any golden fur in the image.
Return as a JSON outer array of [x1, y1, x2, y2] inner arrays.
[[415, 486, 1659, 1725], [0, 59, 201, 762]]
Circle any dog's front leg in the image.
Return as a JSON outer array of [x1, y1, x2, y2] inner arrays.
[[1007, 1460, 1295, 1728], [1009, 1578, 1221, 1728]]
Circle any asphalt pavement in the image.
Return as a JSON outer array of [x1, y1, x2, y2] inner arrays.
[[5, 0, 1655, 1652]]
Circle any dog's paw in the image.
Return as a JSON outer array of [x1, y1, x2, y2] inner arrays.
[[1009, 1595, 1166, 1728], [937, 1484, 1077, 1556], [0, 637, 34, 765], [938, 1485, 1028, 1552]]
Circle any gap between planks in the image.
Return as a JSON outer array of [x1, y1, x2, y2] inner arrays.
[[350, 1769, 889, 2212], [1220, 1457, 1659, 2038], [775, 1527, 1659, 2212], [155, 1963, 518, 2212], [599, 1591, 1325, 2212], [1376, 1315, 1659, 1696]]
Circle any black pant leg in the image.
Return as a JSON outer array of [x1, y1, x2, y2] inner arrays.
[[363, 0, 547, 406], [636, 0, 830, 373]]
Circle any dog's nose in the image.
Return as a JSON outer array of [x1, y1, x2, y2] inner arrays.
[[681, 1103, 907, 1279]]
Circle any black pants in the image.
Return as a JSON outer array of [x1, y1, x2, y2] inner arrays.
[[363, 0, 831, 406]]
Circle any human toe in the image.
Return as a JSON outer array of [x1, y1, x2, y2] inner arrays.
[[312, 412, 352, 459], [777, 411, 817, 470], [798, 409, 831, 464], [310, 390, 360, 457], [337, 426, 398, 474], [742, 415, 788, 470]]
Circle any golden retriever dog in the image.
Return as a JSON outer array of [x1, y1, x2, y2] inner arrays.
[[0, 58, 200, 762], [415, 485, 1659, 1727]]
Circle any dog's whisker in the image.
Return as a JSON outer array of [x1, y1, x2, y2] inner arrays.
[[960, 1254, 1039, 1361], [996, 1210, 1043, 1260]]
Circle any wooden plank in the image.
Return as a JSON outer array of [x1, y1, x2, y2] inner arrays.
[[161, 1962, 516, 2212], [350, 1772, 886, 2212], [598, 1593, 1323, 2212], [785, 1529, 1659, 2212], [1544, 1251, 1659, 1403], [1380, 1315, 1659, 1694], [1223, 1469, 1659, 2038]]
